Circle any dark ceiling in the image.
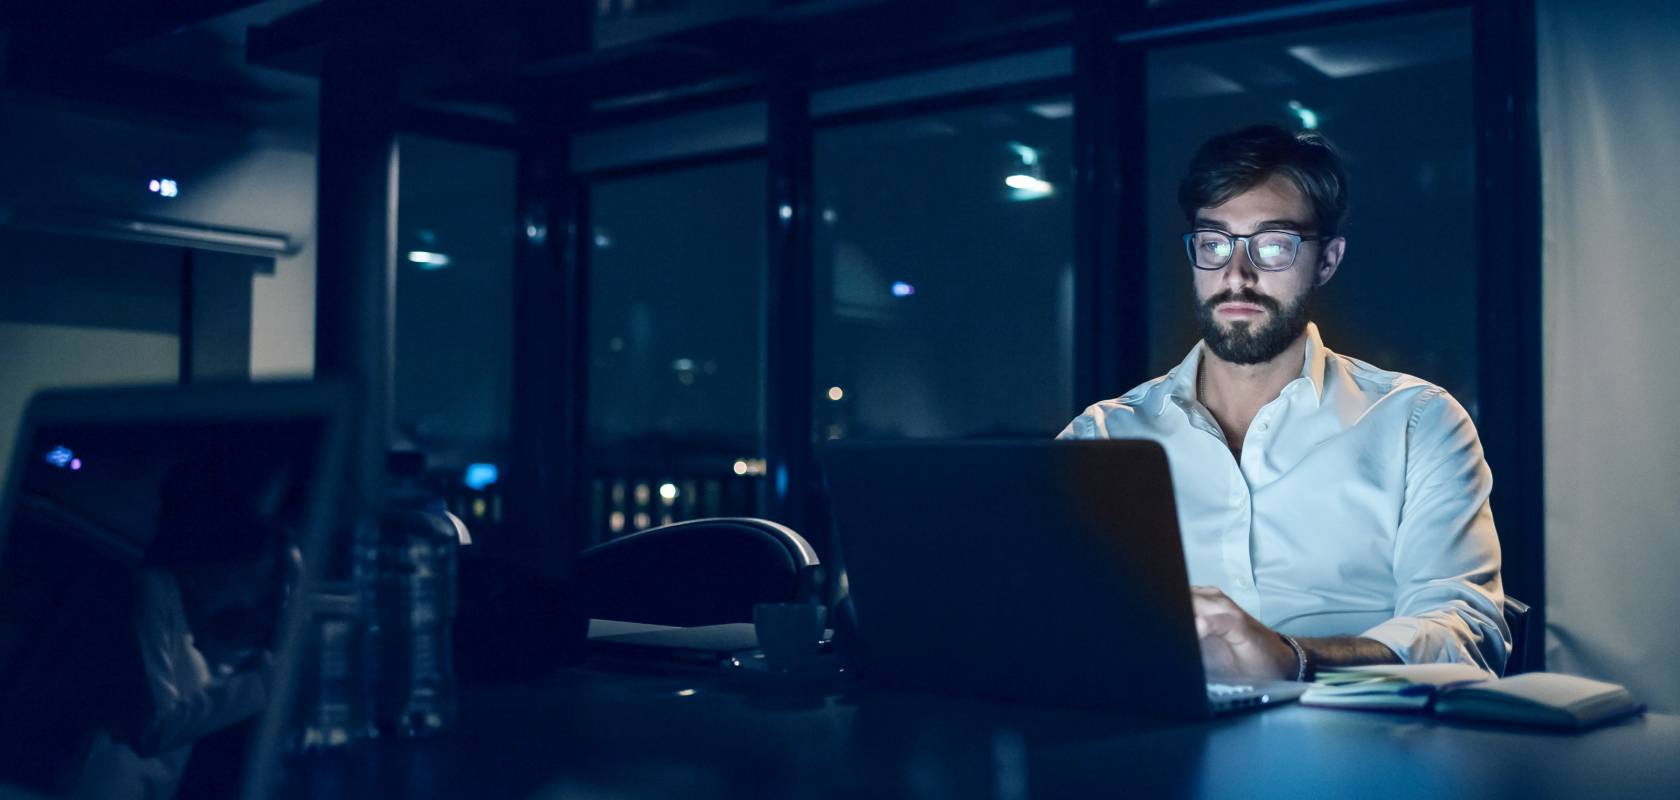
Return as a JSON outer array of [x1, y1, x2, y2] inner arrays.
[[1, 0, 1080, 138], [2, 0, 324, 134]]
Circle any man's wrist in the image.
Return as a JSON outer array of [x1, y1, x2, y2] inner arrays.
[[1278, 632, 1311, 681], [1292, 635, 1401, 675]]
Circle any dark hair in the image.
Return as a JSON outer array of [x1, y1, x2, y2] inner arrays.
[[1177, 125, 1349, 239], [146, 462, 288, 569]]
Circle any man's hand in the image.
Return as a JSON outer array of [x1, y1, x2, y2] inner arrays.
[[1191, 585, 1297, 681]]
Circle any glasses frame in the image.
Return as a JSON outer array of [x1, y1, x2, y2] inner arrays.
[[1182, 229, 1326, 272]]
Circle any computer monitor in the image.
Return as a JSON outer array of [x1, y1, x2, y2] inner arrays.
[[0, 383, 347, 799]]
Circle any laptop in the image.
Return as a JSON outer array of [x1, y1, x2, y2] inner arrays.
[[821, 440, 1306, 718], [0, 382, 348, 799]]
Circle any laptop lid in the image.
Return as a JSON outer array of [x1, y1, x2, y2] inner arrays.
[[822, 440, 1213, 717], [0, 382, 348, 799]]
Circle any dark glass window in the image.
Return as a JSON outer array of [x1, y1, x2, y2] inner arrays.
[[393, 135, 517, 526], [1144, 10, 1478, 414], [813, 97, 1076, 441], [586, 159, 767, 536]]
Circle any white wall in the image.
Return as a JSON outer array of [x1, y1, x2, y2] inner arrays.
[[181, 125, 318, 380], [1540, 0, 1680, 712], [0, 104, 318, 486], [0, 102, 317, 381], [251, 209, 317, 380]]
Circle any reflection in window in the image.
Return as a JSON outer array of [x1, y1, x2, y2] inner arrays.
[[394, 135, 516, 529], [814, 97, 1076, 441], [587, 160, 766, 537], [1145, 9, 1478, 414]]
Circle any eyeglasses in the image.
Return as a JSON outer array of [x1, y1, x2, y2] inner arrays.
[[1182, 229, 1325, 272]]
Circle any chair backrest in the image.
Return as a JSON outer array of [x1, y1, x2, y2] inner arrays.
[[572, 518, 820, 627], [1503, 595, 1539, 675]]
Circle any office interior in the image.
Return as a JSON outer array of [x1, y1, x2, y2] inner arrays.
[[2, 0, 1678, 795]]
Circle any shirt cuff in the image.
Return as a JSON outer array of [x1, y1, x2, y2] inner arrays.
[[1360, 616, 1498, 678]]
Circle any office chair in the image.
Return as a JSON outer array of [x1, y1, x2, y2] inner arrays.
[[1503, 596, 1540, 675], [572, 517, 821, 627]]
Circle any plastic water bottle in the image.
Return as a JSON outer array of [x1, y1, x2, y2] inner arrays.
[[377, 451, 462, 737], [294, 586, 377, 751]]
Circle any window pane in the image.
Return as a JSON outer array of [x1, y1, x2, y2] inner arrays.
[[394, 135, 517, 527], [587, 160, 767, 535], [814, 97, 1076, 440], [1145, 9, 1478, 415]]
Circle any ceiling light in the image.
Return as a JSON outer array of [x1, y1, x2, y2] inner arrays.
[[406, 251, 451, 269]]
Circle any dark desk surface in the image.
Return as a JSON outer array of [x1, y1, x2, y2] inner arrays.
[[285, 663, 1680, 800]]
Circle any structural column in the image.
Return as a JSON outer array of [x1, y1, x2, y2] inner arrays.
[[509, 125, 586, 569], [764, 78, 816, 543], [314, 25, 400, 560], [1073, 3, 1146, 409], [1473, 0, 1544, 656]]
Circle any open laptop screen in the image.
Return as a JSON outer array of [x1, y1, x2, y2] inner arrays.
[[0, 388, 340, 799]]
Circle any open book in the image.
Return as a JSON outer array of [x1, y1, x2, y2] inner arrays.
[[1302, 665, 1644, 729]]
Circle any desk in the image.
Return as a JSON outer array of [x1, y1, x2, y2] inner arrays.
[[284, 664, 1680, 799]]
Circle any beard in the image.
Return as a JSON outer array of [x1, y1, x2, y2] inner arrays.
[[1193, 284, 1313, 365]]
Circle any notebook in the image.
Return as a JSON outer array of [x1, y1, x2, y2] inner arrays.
[[1303, 665, 1644, 729], [1303, 663, 1491, 710]]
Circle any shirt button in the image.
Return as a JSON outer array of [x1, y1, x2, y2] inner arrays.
[[1234, 576, 1252, 589], [1258, 422, 1270, 432]]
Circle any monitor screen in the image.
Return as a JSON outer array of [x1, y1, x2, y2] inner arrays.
[[0, 414, 329, 798]]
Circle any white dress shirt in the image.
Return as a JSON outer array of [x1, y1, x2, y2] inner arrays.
[[1058, 323, 1509, 674], [74, 570, 270, 800]]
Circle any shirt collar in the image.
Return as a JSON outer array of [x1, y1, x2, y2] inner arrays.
[[1156, 322, 1329, 416], [1302, 322, 1328, 405]]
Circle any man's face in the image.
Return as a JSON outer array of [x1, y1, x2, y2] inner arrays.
[[1190, 173, 1344, 365]]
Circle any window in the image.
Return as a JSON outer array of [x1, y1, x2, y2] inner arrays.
[[586, 159, 767, 536], [393, 135, 517, 528], [813, 97, 1076, 440]]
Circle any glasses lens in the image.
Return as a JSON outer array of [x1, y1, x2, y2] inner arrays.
[[1250, 232, 1297, 269], [1192, 232, 1233, 268]]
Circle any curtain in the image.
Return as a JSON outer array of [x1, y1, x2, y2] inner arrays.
[[1540, 0, 1680, 712]]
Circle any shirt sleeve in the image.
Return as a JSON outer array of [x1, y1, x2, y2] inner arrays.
[[1057, 404, 1108, 440], [132, 573, 272, 757], [1360, 387, 1511, 675]]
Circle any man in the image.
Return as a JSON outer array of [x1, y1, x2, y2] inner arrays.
[[74, 463, 285, 800], [1059, 125, 1508, 681]]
